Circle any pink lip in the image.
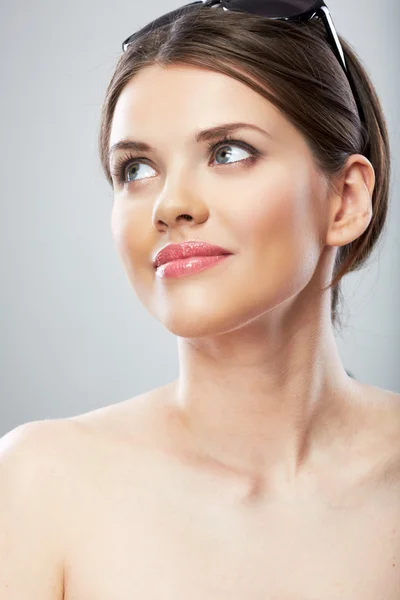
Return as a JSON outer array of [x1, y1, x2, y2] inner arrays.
[[153, 240, 233, 269], [155, 254, 232, 279]]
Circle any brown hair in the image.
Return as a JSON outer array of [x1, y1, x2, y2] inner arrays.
[[98, 4, 391, 333]]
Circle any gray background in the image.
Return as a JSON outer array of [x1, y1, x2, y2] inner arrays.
[[0, 0, 399, 437]]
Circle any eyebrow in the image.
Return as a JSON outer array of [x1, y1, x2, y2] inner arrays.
[[108, 121, 271, 162]]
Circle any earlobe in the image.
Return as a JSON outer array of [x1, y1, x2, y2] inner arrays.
[[325, 154, 375, 248]]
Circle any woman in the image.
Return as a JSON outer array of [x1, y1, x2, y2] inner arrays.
[[1, 1, 399, 598]]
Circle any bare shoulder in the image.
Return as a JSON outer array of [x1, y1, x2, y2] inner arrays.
[[68, 382, 178, 450], [352, 383, 400, 480], [0, 420, 79, 600], [1, 382, 178, 492], [0, 418, 86, 511], [359, 382, 400, 422], [352, 382, 400, 439], [0, 417, 102, 514], [0, 418, 81, 470], [364, 382, 400, 405]]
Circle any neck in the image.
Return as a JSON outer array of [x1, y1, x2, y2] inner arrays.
[[168, 300, 363, 493]]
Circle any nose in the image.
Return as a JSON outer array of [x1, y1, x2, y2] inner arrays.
[[151, 186, 209, 230]]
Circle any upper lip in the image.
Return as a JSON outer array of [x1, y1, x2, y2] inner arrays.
[[153, 240, 233, 268]]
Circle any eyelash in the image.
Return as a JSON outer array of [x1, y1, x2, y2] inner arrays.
[[110, 133, 262, 187]]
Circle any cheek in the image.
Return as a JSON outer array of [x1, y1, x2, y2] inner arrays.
[[229, 164, 322, 291], [233, 163, 316, 237], [111, 204, 152, 289], [111, 205, 137, 266]]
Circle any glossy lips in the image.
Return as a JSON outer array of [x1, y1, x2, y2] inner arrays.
[[153, 240, 233, 279], [153, 240, 232, 268]]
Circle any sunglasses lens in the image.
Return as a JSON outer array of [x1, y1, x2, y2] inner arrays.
[[221, 0, 317, 18]]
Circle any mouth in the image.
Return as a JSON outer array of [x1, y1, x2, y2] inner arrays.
[[153, 240, 233, 270], [154, 253, 233, 279]]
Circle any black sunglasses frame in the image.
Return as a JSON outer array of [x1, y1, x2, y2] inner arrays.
[[121, 0, 363, 123]]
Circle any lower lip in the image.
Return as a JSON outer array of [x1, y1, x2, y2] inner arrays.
[[155, 254, 232, 279]]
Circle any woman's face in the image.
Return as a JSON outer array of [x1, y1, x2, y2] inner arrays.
[[109, 64, 331, 337]]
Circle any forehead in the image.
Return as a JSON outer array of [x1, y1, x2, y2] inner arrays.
[[109, 64, 302, 149]]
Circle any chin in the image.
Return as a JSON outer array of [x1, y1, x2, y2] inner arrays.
[[153, 302, 275, 339]]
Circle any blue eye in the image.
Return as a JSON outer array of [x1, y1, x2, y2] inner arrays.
[[120, 161, 155, 185], [111, 135, 261, 187], [212, 142, 252, 166]]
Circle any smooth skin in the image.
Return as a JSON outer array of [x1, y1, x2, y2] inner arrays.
[[1, 64, 400, 599]]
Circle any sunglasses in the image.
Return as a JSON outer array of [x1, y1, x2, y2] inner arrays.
[[122, 0, 363, 123]]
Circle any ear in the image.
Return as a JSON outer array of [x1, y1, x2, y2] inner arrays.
[[325, 154, 375, 248]]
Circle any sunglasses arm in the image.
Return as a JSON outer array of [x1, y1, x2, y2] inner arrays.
[[317, 6, 348, 73]]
